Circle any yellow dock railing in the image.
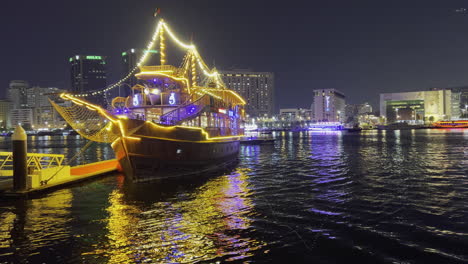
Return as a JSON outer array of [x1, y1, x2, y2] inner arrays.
[[0, 152, 64, 172]]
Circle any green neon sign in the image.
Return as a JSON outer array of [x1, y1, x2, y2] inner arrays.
[[69, 58, 73, 62], [121, 52, 127, 56], [86, 56, 102, 60]]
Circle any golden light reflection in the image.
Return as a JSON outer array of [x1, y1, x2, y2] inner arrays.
[[26, 190, 73, 248], [0, 211, 16, 250], [86, 169, 264, 263], [0, 189, 73, 260]]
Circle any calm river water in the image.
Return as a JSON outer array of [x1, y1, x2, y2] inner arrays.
[[0, 129, 467, 263]]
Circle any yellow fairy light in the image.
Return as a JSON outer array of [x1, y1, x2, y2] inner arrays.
[[71, 19, 233, 97], [160, 22, 166, 65], [191, 51, 197, 87], [161, 22, 195, 50]]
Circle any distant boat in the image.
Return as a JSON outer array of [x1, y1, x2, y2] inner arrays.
[[377, 122, 425, 130], [309, 122, 343, 131], [240, 136, 275, 145], [344, 127, 362, 132], [433, 120, 468, 128], [36, 131, 54, 136]]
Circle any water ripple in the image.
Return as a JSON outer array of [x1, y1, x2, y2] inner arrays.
[[0, 130, 467, 263]]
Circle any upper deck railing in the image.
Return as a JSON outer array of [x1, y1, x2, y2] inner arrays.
[[159, 94, 211, 125]]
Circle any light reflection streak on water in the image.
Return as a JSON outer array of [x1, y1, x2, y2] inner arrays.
[[307, 131, 350, 234], [84, 168, 263, 263], [0, 211, 16, 256], [0, 190, 73, 262]]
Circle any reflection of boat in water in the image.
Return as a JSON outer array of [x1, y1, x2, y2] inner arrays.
[[51, 19, 246, 181], [86, 168, 264, 263], [433, 120, 468, 128], [343, 127, 362, 132]]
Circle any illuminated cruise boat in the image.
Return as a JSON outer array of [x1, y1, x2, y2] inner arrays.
[[433, 120, 468, 128], [51, 19, 246, 181], [308, 122, 343, 131]]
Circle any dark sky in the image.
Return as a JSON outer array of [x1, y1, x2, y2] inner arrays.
[[2, 0, 468, 111]]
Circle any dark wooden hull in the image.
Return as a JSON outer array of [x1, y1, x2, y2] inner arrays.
[[111, 120, 241, 181]]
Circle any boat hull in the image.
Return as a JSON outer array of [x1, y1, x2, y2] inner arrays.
[[112, 135, 240, 181]]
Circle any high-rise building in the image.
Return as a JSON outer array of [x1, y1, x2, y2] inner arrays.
[[10, 109, 33, 129], [8, 80, 29, 109], [432, 86, 468, 119], [0, 100, 12, 129], [70, 55, 107, 106], [27, 86, 65, 129], [345, 103, 373, 124], [26, 86, 61, 108], [8, 80, 32, 128], [313, 89, 346, 122], [7, 81, 66, 129], [358, 102, 373, 115], [380, 90, 453, 123], [121, 49, 159, 97], [220, 70, 275, 117]]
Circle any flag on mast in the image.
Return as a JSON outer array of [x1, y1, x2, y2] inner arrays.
[[154, 8, 161, 17]]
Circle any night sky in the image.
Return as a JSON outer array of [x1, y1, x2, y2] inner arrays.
[[2, 0, 468, 111]]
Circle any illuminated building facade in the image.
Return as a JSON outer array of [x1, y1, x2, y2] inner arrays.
[[70, 55, 107, 106], [380, 90, 453, 123], [0, 100, 11, 129], [313, 89, 346, 123], [7, 81, 66, 129], [436, 86, 468, 118], [8, 80, 32, 128], [220, 70, 274, 117], [27, 87, 66, 129], [10, 108, 33, 128], [121, 49, 159, 97], [70, 55, 107, 93], [8, 80, 29, 109], [345, 103, 372, 124], [279, 108, 312, 121]]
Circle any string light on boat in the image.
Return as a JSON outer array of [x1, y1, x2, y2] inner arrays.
[[191, 51, 197, 87], [160, 21, 195, 50], [71, 18, 229, 97], [160, 23, 166, 65], [136, 20, 162, 67]]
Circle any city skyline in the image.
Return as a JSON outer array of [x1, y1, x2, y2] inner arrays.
[[3, 1, 468, 110]]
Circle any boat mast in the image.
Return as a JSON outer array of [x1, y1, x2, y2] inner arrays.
[[160, 20, 166, 65]]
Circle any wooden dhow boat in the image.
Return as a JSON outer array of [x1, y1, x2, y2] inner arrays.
[[51, 19, 246, 181]]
